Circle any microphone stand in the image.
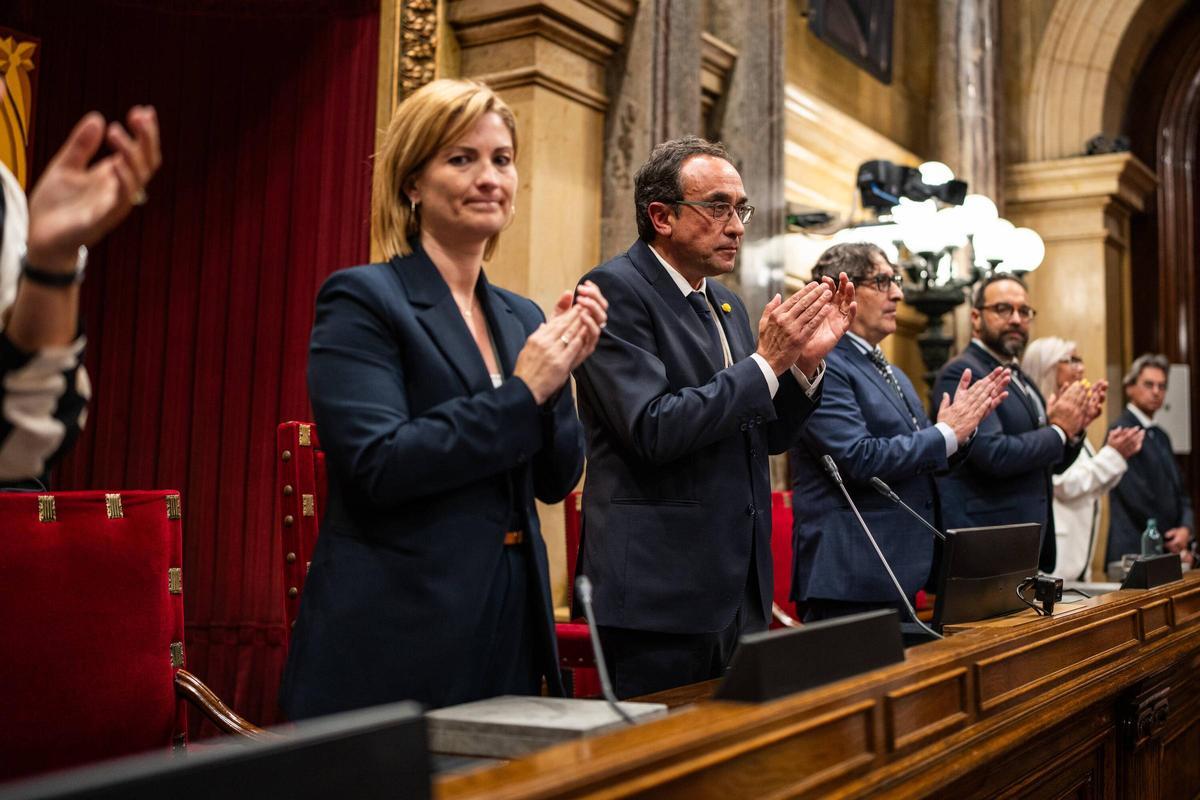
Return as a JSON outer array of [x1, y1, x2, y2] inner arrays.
[[822, 456, 942, 641], [575, 575, 635, 724], [869, 477, 946, 541]]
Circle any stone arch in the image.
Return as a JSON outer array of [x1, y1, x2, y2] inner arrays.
[[1025, 0, 1184, 161]]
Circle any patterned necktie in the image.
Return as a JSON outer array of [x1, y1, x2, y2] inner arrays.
[[867, 347, 921, 429], [686, 291, 726, 369], [1009, 367, 1047, 426]]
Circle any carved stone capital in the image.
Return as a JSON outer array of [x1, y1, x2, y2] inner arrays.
[[448, 0, 636, 110], [1005, 153, 1158, 215]]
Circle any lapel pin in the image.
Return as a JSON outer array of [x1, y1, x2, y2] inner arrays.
[[720, 302, 732, 313]]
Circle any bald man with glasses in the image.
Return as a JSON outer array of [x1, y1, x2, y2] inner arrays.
[[934, 273, 1101, 574]]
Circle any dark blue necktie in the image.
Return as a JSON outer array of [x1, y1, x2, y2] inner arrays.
[[686, 291, 725, 369]]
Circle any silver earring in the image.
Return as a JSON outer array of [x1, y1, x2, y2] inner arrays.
[[410, 198, 418, 214]]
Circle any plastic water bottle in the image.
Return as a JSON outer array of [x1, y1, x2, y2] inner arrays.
[[1141, 518, 1163, 556]]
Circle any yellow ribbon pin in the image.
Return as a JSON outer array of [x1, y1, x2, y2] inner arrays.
[[721, 302, 732, 313]]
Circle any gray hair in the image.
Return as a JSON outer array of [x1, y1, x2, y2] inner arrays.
[[811, 242, 888, 283], [1020, 336, 1076, 400], [633, 136, 733, 242], [1123, 353, 1170, 386]]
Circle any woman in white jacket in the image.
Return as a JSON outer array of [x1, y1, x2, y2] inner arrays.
[[1022, 338, 1144, 580]]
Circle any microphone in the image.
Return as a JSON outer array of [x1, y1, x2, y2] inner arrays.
[[574, 575, 634, 724], [869, 477, 946, 541], [821, 457, 942, 640]]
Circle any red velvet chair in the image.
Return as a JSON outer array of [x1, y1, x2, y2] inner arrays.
[[770, 491, 802, 628], [276, 421, 326, 635], [557, 490, 601, 698], [0, 490, 266, 783]]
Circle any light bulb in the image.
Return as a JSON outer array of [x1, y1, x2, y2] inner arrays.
[[918, 161, 955, 186]]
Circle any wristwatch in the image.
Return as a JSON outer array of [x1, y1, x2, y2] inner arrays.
[[20, 246, 87, 287]]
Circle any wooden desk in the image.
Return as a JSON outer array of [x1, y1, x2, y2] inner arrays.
[[437, 574, 1200, 799]]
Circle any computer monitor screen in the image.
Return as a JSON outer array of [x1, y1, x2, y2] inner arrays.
[[0, 701, 430, 800], [933, 523, 1043, 628]]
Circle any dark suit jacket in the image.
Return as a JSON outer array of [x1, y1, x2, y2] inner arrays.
[[934, 341, 1082, 572], [1106, 407, 1194, 561], [572, 240, 819, 635], [790, 337, 946, 603], [280, 246, 583, 718]]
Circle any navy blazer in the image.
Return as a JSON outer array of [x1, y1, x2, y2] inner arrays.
[[1106, 407, 1194, 561], [280, 247, 583, 718], [934, 341, 1081, 572], [572, 240, 819, 635], [790, 337, 945, 603]]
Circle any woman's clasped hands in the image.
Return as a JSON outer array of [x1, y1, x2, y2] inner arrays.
[[513, 280, 608, 404]]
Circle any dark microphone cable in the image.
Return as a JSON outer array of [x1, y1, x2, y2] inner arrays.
[[822, 456, 942, 640], [574, 575, 635, 724]]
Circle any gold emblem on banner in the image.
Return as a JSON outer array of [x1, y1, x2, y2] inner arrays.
[[168, 567, 182, 595], [170, 641, 185, 668], [302, 494, 315, 517], [298, 424, 312, 447]]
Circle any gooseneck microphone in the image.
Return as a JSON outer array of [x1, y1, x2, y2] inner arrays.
[[821, 456, 942, 640], [869, 477, 946, 542], [574, 575, 635, 724]]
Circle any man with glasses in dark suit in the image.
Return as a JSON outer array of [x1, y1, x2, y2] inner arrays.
[[572, 136, 855, 698], [934, 273, 1101, 573], [789, 243, 1009, 622]]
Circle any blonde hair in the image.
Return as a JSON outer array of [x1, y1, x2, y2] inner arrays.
[[1020, 336, 1076, 400], [371, 79, 518, 261]]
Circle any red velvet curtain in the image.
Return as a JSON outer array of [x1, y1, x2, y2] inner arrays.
[[13, 0, 378, 733]]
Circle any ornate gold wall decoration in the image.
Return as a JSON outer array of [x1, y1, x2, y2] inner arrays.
[[399, 0, 437, 98], [0, 29, 39, 189]]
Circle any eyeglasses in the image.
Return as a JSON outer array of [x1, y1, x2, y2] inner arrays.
[[853, 273, 903, 291], [1058, 355, 1084, 366], [981, 303, 1037, 321], [670, 200, 755, 224]]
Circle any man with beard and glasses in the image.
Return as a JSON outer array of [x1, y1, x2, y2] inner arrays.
[[933, 274, 1102, 573]]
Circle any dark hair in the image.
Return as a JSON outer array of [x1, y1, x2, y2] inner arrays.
[[811, 242, 887, 283], [972, 272, 1030, 309], [1123, 353, 1170, 386], [633, 136, 733, 242]]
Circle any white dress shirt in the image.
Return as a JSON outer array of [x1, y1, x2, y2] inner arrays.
[[649, 245, 823, 399]]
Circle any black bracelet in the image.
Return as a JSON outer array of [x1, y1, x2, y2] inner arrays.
[[20, 250, 86, 287]]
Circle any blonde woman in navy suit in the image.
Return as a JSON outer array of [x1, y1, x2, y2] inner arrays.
[[280, 79, 607, 717]]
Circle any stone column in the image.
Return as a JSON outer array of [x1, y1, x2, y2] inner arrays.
[[1005, 152, 1157, 578], [933, 0, 1000, 197], [448, 0, 635, 610], [706, 0, 787, 318], [934, 0, 1000, 353], [600, 0, 704, 259]]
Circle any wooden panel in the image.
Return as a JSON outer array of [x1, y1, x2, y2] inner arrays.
[[1161, 717, 1200, 800], [884, 668, 969, 752], [932, 721, 1117, 800], [1172, 585, 1200, 626], [438, 575, 1200, 800], [975, 612, 1139, 712], [1138, 600, 1173, 641], [626, 702, 876, 800]]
